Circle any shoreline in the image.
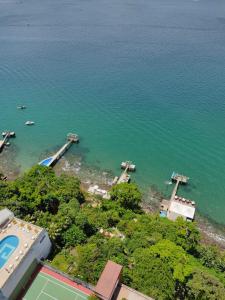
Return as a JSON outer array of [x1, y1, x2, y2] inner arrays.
[[1, 152, 225, 249]]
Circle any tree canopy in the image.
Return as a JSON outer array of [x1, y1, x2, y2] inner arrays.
[[1, 166, 225, 300]]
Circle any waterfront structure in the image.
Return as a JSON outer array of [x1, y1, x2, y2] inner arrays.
[[167, 196, 196, 221], [160, 172, 196, 221], [113, 161, 136, 185], [39, 133, 79, 167], [0, 132, 15, 152], [0, 208, 51, 300], [121, 161, 136, 172], [87, 185, 110, 199]]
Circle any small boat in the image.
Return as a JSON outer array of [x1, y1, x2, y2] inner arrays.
[[25, 121, 35, 126], [17, 105, 26, 109]]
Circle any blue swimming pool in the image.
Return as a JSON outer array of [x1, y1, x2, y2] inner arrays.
[[0, 235, 19, 268]]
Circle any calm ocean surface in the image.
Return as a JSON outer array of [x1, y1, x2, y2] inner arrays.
[[0, 0, 225, 224]]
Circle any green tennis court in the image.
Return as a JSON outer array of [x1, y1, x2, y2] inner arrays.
[[22, 270, 89, 300]]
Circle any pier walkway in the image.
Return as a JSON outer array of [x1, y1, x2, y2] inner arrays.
[[170, 179, 180, 201], [170, 172, 189, 201], [39, 133, 79, 167], [113, 161, 136, 185], [117, 165, 130, 184], [0, 132, 15, 152]]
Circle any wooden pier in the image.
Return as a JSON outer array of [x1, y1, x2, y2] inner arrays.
[[117, 168, 131, 184], [39, 133, 79, 167], [170, 172, 189, 201], [0, 132, 15, 152], [113, 161, 135, 185]]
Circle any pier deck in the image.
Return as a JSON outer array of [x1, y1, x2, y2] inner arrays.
[[39, 133, 79, 167], [170, 179, 180, 201], [0, 132, 11, 152], [171, 172, 189, 184], [117, 170, 130, 184]]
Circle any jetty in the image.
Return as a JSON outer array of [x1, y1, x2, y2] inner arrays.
[[0, 132, 15, 152], [160, 171, 196, 222], [121, 161, 136, 172], [39, 133, 79, 167], [113, 161, 135, 185], [171, 171, 189, 184], [170, 172, 189, 201]]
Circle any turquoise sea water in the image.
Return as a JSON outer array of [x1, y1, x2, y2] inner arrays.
[[0, 0, 225, 224]]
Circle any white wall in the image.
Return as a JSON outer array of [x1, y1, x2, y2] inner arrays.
[[1, 230, 51, 300]]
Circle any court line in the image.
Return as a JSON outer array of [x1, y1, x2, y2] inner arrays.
[[39, 274, 87, 299], [42, 291, 58, 300], [41, 267, 91, 296], [36, 279, 49, 300]]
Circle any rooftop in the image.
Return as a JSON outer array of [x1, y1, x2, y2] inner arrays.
[[0, 210, 43, 288], [114, 284, 154, 300], [168, 198, 195, 220], [95, 260, 122, 300]]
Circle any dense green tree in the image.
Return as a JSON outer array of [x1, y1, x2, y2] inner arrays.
[[186, 269, 225, 300], [63, 225, 86, 247], [131, 248, 175, 299], [196, 244, 225, 272], [110, 183, 141, 211]]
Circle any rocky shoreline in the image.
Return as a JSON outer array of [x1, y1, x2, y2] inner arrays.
[[1, 152, 225, 249]]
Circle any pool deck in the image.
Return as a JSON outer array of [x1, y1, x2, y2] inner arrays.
[[0, 218, 43, 288]]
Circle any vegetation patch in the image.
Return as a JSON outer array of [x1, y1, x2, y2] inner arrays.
[[1, 166, 225, 299]]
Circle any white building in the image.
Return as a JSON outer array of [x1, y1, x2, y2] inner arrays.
[[167, 196, 196, 222], [0, 208, 51, 300]]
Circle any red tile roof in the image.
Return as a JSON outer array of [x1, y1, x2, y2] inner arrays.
[[95, 260, 123, 300]]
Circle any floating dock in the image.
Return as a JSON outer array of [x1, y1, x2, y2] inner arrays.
[[39, 133, 79, 167], [121, 161, 136, 172], [0, 132, 15, 152], [171, 171, 189, 184]]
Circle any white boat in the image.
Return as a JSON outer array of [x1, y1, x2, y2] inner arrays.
[[17, 105, 26, 109], [25, 121, 35, 126]]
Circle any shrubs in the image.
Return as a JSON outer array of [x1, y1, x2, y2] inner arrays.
[[1, 166, 225, 300]]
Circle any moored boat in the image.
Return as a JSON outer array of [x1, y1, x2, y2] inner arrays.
[[25, 121, 35, 126]]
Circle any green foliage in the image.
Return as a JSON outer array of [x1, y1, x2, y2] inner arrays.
[[63, 225, 86, 247], [186, 269, 225, 300], [0, 166, 85, 250], [74, 236, 127, 284], [196, 244, 225, 272], [51, 250, 74, 273], [1, 166, 225, 300], [88, 295, 100, 300], [110, 183, 141, 211]]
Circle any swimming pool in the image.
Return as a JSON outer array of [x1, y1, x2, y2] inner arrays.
[[0, 235, 19, 268]]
